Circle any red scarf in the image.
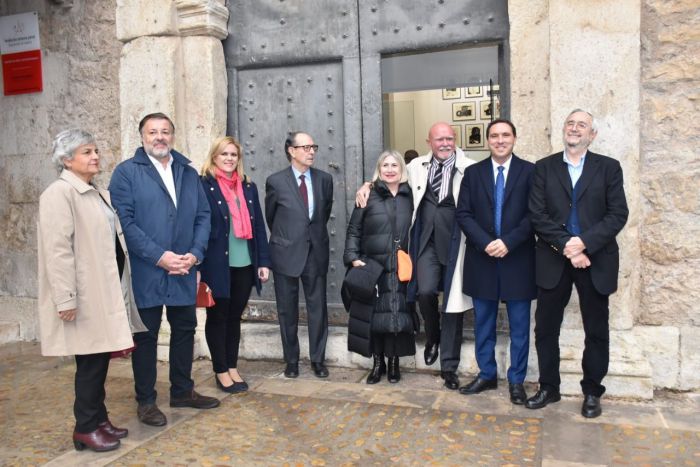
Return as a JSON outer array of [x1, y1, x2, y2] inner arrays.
[[215, 169, 253, 240]]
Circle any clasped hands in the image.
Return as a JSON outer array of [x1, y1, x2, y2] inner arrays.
[[485, 239, 508, 258], [158, 251, 198, 275], [564, 236, 591, 269]]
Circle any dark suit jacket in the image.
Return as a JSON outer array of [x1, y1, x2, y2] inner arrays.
[[264, 166, 333, 277], [528, 151, 628, 295], [456, 155, 537, 301], [199, 175, 271, 297]]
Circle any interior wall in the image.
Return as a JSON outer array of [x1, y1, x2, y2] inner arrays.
[[383, 88, 492, 160]]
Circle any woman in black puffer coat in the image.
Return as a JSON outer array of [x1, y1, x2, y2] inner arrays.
[[344, 150, 415, 384]]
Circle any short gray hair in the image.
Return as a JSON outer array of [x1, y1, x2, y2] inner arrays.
[[51, 129, 96, 172], [566, 108, 598, 133], [371, 149, 408, 184]]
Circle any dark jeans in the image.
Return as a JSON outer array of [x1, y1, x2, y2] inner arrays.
[[74, 352, 110, 433], [205, 266, 254, 373], [132, 305, 197, 405], [534, 263, 610, 397]]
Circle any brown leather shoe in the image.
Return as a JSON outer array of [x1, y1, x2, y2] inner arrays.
[[170, 390, 220, 409], [98, 420, 128, 439], [73, 429, 120, 452], [137, 403, 167, 426]]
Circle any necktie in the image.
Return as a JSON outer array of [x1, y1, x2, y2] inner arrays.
[[299, 174, 309, 211], [494, 166, 504, 236], [431, 162, 443, 198]]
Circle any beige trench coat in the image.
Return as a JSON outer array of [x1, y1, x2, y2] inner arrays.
[[407, 148, 475, 313], [37, 170, 146, 356]]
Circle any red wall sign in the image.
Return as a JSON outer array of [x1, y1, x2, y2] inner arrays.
[[2, 49, 42, 95], [0, 12, 42, 96]]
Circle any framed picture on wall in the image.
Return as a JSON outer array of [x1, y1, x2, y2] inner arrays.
[[442, 88, 461, 99], [465, 123, 484, 148], [479, 100, 500, 120], [450, 125, 462, 148], [452, 102, 476, 121], [465, 86, 482, 97]]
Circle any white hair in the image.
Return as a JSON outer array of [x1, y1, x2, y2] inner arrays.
[[51, 129, 96, 171]]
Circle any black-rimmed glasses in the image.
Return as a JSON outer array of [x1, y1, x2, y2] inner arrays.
[[292, 144, 319, 152]]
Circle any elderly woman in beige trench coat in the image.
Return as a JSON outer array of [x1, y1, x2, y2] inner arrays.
[[38, 129, 146, 453]]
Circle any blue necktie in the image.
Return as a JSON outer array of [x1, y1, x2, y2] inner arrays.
[[494, 166, 504, 237]]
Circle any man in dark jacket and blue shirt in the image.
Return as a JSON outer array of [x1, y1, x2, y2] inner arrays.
[[455, 119, 536, 405], [527, 109, 628, 418], [109, 113, 219, 427]]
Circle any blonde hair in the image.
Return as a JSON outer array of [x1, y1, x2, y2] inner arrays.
[[200, 136, 247, 181], [371, 150, 408, 184]]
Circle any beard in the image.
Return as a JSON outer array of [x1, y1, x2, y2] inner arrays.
[[146, 143, 171, 159]]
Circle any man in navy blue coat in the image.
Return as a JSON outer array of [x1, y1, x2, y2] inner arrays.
[[109, 113, 219, 427], [455, 119, 536, 405]]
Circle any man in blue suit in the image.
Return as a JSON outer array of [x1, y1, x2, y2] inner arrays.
[[109, 113, 219, 427], [455, 119, 536, 405]]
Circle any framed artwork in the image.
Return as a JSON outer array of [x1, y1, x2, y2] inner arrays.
[[479, 100, 500, 120], [452, 102, 476, 121], [442, 88, 461, 99], [465, 86, 483, 97], [450, 125, 462, 148], [465, 123, 484, 148]]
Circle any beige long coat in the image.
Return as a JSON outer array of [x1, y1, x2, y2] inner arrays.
[[37, 170, 146, 356], [407, 148, 475, 313]]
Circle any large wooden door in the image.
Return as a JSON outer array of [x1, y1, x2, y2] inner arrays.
[[224, 0, 509, 316]]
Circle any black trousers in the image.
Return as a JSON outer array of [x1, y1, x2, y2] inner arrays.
[[205, 266, 254, 373], [74, 352, 110, 433], [534, 262, 610, 397], [132, 305, 197, 404], [416, 240, 464, 372], [273, 251, 328, 364]]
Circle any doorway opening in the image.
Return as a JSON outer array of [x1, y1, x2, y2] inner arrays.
[[381, 44, 502, 161]]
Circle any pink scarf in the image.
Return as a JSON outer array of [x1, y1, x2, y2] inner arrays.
[[215, 169, 253, 240]]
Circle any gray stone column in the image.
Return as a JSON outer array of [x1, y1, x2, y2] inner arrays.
[[116, 0, 228, 165], [510, 0, 652, 398], [116, 0, 229, 359]]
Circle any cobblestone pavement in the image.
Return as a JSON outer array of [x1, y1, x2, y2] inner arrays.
[[1, 341, 698, 466]]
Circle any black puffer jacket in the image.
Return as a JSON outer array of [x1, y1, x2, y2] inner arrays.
[[344, 181, 413, 334]]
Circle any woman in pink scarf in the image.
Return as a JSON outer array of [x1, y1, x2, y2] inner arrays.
[[199, 136, 271, 392]]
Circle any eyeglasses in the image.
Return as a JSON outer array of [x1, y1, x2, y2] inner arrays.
[[292, 144, 319, 152]]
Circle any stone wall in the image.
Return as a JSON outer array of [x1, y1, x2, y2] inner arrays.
[[638, 0, 700, 390], [0, 0, 121, 340]]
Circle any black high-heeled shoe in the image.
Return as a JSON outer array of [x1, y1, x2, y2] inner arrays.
[[366, 354, 386, 384], [216, 374, 248, 394], [387, 356, 401, 383]]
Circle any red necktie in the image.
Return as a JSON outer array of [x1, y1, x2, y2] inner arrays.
[[299, 174, 309, 210]]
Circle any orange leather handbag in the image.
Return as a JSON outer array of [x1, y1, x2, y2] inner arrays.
[[397, 249, 412, 282]]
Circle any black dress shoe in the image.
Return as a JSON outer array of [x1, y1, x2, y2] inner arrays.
[[525, 388, 561, 409], [424, 342, 439, 366], [170, 390, 221, 409], [216, 375, 247, 394], [459, 376, 497, 395], [311, 362, 329, 378], [387, 356, 400, 383], [73, 428, 120, 452], [581, 394, 602, 418], [284, 363, 299, 378], [366, 354, 386, 385], [441, 371, 460, 390], [508, 383, 527, 405], [137, 403, 167, 426], [98, 420, 128, 439]]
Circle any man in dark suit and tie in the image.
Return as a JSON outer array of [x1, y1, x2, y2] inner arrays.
[[455, 119, 536, 405], [265, 132, 334, 379], [526, 109, 628, 418]]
